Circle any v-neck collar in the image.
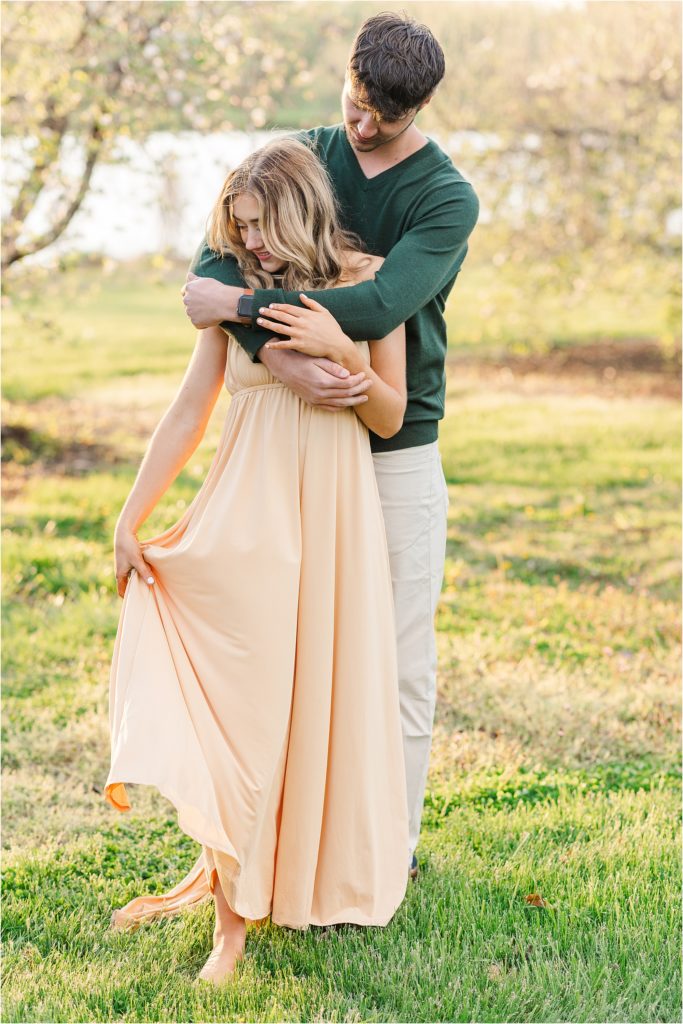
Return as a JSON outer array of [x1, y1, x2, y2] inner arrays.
[[338, 124, 436, 189]]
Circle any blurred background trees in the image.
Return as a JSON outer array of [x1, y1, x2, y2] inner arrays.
[[1, 0, 344, 269], [420, 1, 681, 336], [2, 0, 680, 349]]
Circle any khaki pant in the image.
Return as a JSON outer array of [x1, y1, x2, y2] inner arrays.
[[372, 440, 449, 863]]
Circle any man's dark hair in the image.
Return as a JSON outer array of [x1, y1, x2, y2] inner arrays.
[[348, 11, 445, 121]]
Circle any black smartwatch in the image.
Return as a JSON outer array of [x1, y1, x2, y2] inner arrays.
[[236, 289, 254, 324]]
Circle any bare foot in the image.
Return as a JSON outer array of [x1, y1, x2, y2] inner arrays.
[[197, 875, 246, 985]]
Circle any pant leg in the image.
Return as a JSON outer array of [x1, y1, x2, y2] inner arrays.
[[372, 441, 449, 861]]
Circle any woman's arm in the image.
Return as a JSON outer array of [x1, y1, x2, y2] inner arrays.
[[264, 295, 406, 439], [353, 324, 406, 439], [114, 327, 228, 595]]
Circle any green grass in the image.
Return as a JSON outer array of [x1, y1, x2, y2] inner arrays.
[[2, 264, 681, 1022], [2, 263, 193, 402], [3, 790, 679, 1023]]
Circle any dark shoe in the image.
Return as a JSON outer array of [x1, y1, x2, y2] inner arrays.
[[409, 854, 418, 880]]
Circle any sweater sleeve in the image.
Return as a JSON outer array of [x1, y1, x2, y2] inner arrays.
[[250, 181, 479, 340], [188, 240, 273, 362]]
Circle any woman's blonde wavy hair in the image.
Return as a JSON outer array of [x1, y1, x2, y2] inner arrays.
[[206, 137, 371, 290]]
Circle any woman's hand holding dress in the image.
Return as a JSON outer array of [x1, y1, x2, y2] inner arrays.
[[114, 525, 155, 598]]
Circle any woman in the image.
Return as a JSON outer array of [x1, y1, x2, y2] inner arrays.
[[104, 137, 409, 984]]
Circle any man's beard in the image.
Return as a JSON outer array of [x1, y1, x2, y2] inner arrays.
[[345, 116, 416, 152]]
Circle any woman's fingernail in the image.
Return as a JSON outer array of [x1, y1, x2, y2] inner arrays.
[[147, 576, 154, 584], [257, 318, 263, 324]]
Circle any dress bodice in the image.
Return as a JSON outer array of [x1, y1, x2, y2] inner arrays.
[[224, 334, 276, 394], [224, 334, 371, 396]]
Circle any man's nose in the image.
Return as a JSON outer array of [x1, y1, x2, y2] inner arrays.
[[356, 114, 378, 138]]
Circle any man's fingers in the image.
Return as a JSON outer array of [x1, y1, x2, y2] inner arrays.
[[313, 362, 366, 385], [313, 358, 351, 379], [264, 340, 297, 351], [184, 305, 214, 328], [181, 274, 197, 296], [323, 379, 372, 397], [318, 395, 369, 408], [321, 373, 371, 391]]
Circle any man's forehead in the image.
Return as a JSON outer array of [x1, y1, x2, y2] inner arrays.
[[344, 75, 374, 111], [344, 73, 414, 121]]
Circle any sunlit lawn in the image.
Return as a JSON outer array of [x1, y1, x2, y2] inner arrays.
[[2, 264, 681, 1023]]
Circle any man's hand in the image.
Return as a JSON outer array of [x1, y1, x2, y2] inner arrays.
[[181, 272, 243, 328], [259, 346, 372, 411]]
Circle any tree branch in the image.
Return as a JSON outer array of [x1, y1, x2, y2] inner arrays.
[[2, 122, 103, 270], [2, 2, 171, 269]]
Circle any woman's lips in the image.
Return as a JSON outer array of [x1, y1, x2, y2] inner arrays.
[[255, 251, 272, 261]]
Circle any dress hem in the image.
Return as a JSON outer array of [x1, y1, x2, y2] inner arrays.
[[105, 779, 407, 930]]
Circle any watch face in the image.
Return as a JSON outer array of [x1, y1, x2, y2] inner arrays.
[[237, 294, 254, 318]]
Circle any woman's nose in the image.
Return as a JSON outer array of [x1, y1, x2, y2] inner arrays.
[[245, 229, 261, 250]]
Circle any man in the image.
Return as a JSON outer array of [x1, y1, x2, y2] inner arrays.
[[183, 12, 479, 878]]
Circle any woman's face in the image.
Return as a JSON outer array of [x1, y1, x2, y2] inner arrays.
[[232, 193, 286, 273]]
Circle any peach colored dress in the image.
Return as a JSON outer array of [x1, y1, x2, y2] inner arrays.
[[104, 335, 409, 931]]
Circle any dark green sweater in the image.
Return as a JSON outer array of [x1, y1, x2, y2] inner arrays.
[[191, 124, 479, 452]]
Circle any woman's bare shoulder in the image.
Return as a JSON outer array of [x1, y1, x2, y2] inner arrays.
[[340, 249, 384, 285]]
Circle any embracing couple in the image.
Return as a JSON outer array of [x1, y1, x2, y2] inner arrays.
[[104, 12, 479, 984]]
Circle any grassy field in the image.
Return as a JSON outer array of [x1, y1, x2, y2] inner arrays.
[[2, 263, 681, 1023]]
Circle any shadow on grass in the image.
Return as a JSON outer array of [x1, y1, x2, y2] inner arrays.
[[2, 422, 124, 474], [444, 534, 651, 597]]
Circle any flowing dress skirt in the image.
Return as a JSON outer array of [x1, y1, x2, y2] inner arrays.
[[104, 336, 409, 930]]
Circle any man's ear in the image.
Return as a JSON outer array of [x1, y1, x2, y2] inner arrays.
[[418, 93, 434, 112]]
